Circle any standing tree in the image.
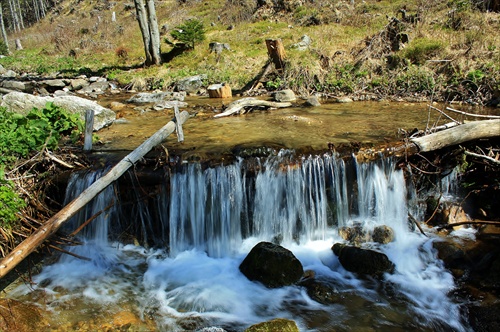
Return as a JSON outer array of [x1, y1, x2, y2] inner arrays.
[[0, 5, 9, 55], [170, 19, 205, 50], [134, 0, 161, 66]]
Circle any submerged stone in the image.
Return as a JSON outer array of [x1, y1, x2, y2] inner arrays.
[[239, 241, 304, 288], [245, 318, 299, 332]]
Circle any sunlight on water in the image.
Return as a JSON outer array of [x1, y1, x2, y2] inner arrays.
[[9, 153, 471, 331]]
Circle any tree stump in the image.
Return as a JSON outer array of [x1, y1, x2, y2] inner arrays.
[[265, 39, 286, 71], [207, 83, 232, 98]]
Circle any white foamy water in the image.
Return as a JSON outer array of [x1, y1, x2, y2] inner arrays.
[[9, 153, 471, 331]]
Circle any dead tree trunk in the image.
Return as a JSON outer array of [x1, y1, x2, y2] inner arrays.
[[214, 97, 292, 118], [0, 111, 190, 279], [134, 0, 161, 65], [266, 39, 286, 71], [410, 119, 500, 152]]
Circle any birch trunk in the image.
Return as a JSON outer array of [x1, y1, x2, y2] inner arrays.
[[146, 0, 161, 65], [134, 0, 153, 65], [0, 5, 9, 54]]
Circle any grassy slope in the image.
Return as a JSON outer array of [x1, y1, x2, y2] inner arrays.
[[1, 0, 499, 103]]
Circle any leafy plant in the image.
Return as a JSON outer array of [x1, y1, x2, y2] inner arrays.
[[0, 174, 26, 228], [170, 19, 206, 50], [0, 103, 83, 164]]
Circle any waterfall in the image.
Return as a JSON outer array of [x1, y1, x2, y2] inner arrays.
[[14, 152, 469, 331]]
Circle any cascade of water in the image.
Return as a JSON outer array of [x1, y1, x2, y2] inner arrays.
[[355, 157, 409, 236], [166, 161, 244, 257], [15, 153, 469, 332]]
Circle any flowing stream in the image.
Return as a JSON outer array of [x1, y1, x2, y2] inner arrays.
[[8, 152, 471, 331]]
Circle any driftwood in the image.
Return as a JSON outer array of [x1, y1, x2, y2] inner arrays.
[[214, 97, 292, 118], [0, 111, 190, 279], [410, 119, 500, 153]]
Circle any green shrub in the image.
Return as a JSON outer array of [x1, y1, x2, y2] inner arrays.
[[0, 170, 25, 228], [0, 103, 83, 164], [0, 41, 8, 56], [170, 19, 206, 50], [403, 38, 445, 65]]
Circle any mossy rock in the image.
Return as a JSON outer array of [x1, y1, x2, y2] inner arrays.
[[245, 318, 299, 332]]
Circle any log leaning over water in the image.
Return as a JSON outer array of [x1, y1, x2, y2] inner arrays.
[[0, 111, 190, 279], [410, 119, 500, 153], [214, 97, 292, 118]]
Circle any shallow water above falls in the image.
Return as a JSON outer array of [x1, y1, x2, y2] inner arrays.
[[7, 153, 472, 331], [95, 98, 449, 156]]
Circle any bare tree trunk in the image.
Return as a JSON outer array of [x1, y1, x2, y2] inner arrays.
[[265, 39, 286, 71], [146, 0, 161, 65], [8, 0, 19, 32], [134, 0, 161, 66], [134, 0, 153, 65], [15, 0, 24, 30], [0, 5, 9, 54]]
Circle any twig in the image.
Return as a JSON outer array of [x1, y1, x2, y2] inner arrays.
[[424, 194, 442, 224], [408, 213, 427, 237], [464, 150, 500, 165], [446, 106, 500, 119], [428, 105, 461, 125], [69, 200, 115, 238], [48, 244, 91, 261], [45, 150, 74, 169], [438, 220, 500, 230]]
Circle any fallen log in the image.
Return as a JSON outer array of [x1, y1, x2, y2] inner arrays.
[[410, 119, 500, 153], [214, 97, 292, 118], [0, 111, 190, 279]]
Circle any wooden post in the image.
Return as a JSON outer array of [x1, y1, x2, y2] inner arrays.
[[83, 110, 94, 151], [0, 111, 190, 279], [174, 104, 184, 142], [265, 39, 286, 71]]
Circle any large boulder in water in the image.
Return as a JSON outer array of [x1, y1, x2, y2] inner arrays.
[[245, 318, 299, 332], [332, 243, 394, 277], [239, 241, 304, 288]]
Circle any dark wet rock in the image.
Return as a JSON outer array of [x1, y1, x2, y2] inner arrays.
[[338, 224, 369, 245], [304, 95, 321, 107], [274, 89, 296, 102], [299, 277, 339, 304], [175, 74, 207, 93], [244, 318, 299, 332], [332, 243, 394, 277], [0, 298, 48, 332], [468, 302, 500, 332], [239, 241, 304, 288], [432, 239, 468, 270], [372, 225, 395, 244]]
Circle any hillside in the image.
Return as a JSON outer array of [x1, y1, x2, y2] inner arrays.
[[1, 0, 500, 104]]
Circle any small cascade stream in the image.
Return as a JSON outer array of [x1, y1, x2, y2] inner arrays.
[[9, 152, 471, 331]]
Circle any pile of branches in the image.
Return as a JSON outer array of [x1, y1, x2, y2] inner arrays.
[[1, 147, 89, 260]]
